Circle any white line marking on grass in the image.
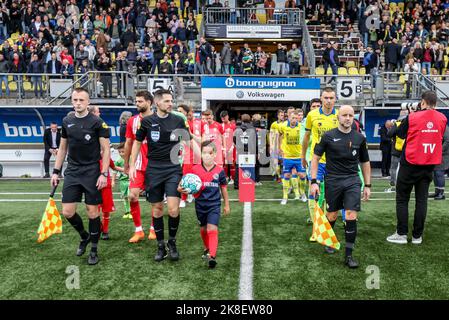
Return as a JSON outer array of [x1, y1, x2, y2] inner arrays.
[[1, 198, 445, 202], [238, 202, 254, 300]]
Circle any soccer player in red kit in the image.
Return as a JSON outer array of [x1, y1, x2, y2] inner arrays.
[[179, 140, 230, 268], [124, 91, 156, 242], [99, 157, 116, 240], [201, 109, 225, 166], [220, 110, 236, 184]]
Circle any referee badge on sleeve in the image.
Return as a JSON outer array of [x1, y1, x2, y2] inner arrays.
[[151, 130, 160, 142]]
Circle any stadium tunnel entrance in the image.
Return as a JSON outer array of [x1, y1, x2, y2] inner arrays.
[[209, 100, 309, 127]]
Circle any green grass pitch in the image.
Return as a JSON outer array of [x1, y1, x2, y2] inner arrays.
[[0, 179, 448, 299]]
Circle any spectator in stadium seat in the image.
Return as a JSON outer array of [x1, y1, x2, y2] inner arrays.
[[413, 42, 424, 71], [404, 58, 419, 98], [126, 42, 138, 66], [75, 45, 89, 70], [186, 15, 199, 54], [27, 54, 45, 99], [116, 52, 130, 98], [0, 53, 10, 98], [173, 53, 185, 100], [322, 42, 339, 84], [422, 42, 433, 76], [46, 52, 62, 79], [275, 43, 288, 75], [0, 4, 9, 40], [96, 53, 113, 98], [416, 24, 429, 44], [288, 43, 302, 75], [160, 54, 173, 75], [385, 38, 401, 73], [151, 35, 165, 74], [182, 2, 195, 20], [9, 53, 25, 98], [78, 59, 90, 88], [136, 10, 147, 49], [121, 26, 138, 49], [435, 44, 446, 74], [60, 58, 74, 79]]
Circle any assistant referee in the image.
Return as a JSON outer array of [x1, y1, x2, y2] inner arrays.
[[310, 105, 371, 269], [51, 88, 111, 265], [129, 89, 190, 262]]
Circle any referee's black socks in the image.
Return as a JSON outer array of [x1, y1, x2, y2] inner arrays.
[[89, 217, 101, 253], [168, 215, 180, 239], [344, 219, 357, 257], [153, 216, 164, 242], [67, 213, 89, 240]]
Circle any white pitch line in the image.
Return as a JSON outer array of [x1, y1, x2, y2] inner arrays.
[[0, 198, 445, 202], [238, 202, 254, 300]]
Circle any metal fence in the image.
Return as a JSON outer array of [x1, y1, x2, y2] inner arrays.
[[301, 10, 315, 74], [203, 7, 301, 25]]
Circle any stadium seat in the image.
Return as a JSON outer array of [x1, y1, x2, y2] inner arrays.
[[359, 67, 366, 75], [8, 82, 17, 91], [24, 82, 32, 92], [326, 67, 333, 75], [399, 75, 405, 84], [349, 67, 359, 75], [398, 2, 405, 12], [338, 67, 348, 75], [315, 67, 325, 75], [10, 32, 19, 40], [389, 3, 396, 10], [346, 61, 355, 68], [444, 55, 448, 66]]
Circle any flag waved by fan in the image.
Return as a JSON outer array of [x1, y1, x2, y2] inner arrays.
[[312, 202, 340, 250], [37, 184, 62, 243]]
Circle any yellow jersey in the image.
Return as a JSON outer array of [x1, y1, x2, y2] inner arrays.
[[279, 121, 302, 159], [305, 107, 339, 163]]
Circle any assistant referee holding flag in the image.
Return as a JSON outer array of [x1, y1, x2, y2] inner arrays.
[[51, 88, 111, 265], [387, 91, 447, 245], [310, 105, 371, 269]]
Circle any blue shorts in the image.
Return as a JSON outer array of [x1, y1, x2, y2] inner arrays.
[[307, 162, 327, 181], [195, 202, 221, 226], [282, 158, 306, 174]]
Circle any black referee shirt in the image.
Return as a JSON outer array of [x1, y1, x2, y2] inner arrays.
[[61, 113, 110, 166], [136, 112, 189, 166], [314, 127, 369, 178]]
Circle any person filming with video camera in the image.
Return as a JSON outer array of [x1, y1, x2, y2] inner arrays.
[[387, 91, 448, 245]]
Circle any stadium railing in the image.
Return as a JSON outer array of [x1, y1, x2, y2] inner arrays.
[[203, 7, 301, 25], [301, 10, 315, 74]]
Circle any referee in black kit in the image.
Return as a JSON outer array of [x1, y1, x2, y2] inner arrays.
[[310, 105, 371, 269], [129, 89, 189, 262], [51, 87, 111, 265], [387, 91, 447, 245]]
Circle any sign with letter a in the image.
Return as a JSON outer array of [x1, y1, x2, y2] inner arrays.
[[238, 155, 255, 203]]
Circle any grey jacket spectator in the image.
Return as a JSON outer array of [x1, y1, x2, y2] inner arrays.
[[221, 43, 232, 65]]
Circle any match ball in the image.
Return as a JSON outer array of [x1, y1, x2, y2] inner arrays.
[[180, 174, 202, 194]]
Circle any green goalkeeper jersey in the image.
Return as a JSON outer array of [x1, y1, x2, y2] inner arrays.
[[114, 156, 129, 181]]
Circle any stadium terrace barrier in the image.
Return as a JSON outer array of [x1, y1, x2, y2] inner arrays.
[[203, 7, 301, 25], [301, 10, 315, 74]]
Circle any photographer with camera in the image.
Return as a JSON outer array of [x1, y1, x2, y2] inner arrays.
[[387, 91, 447, 245]]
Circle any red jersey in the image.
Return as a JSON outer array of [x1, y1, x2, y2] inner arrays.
[[126, 114, 148, 171], [201, 121, 225, 164], [99, 158, 116, 187], [222, 122, 236, 165]]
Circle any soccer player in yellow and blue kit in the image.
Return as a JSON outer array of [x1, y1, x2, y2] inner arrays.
[[278, 110, 307, 205], [269, 109, 285, 183], [302, 88, 339, 241]]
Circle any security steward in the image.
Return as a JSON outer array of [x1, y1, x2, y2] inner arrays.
[[51, 87, 111, 265], [387, 91, 447, 245], [310, 105, 371, 269]]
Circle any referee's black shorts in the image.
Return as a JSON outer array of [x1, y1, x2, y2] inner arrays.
[[325, 175, 362, 212], [145, 163, 182, 203], [62, 163, 102, 205]]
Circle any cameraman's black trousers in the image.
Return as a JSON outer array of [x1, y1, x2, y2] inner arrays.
[[396, 163, 434, 238]]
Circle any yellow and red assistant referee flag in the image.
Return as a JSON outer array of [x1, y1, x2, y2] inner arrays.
[[312, 203, 340, 250], [37, 185, 62, 243]]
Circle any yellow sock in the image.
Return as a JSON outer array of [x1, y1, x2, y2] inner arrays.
[[291, 176, 300, 196], [299, 178, 306, 195], [282, 178, 290, 199], [308, 197, 315, 222], [276, 165, 281, 178]]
